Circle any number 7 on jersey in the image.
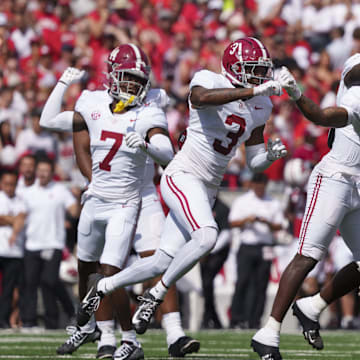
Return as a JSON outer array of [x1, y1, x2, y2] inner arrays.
[[99, 130, 123, 171]]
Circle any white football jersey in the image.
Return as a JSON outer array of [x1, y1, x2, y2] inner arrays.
[[319, 84, 360, 176], [75, 89, 168, 204], [165, 70, 273, 186]]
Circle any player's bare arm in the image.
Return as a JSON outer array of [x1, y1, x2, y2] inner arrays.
[[190, 80, 282, 107], [190, 86, 253, 106], [0, 215, 15, 226], [73, 113, 92, 181], [295, 97, 348, 127], [278, 66, 349, 127]]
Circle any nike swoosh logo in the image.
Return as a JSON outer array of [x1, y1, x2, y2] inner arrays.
[[255, 106, 263, 110], [82, 286, 94, 304]]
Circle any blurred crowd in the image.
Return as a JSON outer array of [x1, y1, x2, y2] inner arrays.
[[1, 0, 360, 331]]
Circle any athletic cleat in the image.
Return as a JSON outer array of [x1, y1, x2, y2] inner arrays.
[[113, 341, 144, 360], [77, 273, 105, 327], [292, 302, 323, 350], [251, 339, 282, 360], [168, 336, 201, 357], [96, 345, 117, 359], [56, 325, 101, 355], [132, 289, 162, 334]]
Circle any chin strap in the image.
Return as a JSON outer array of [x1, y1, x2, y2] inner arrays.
[[114, 95, 135, 113]]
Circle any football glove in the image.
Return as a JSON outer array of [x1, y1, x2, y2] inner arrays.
[[59, 67, 85, 86], [125, 131, 147, 150], [266, 138, 287, 161], [253, 80, 282, 97], [278, 66, 302, 100]]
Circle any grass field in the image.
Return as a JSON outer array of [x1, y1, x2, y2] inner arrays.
[[0, 329, 359, 360]]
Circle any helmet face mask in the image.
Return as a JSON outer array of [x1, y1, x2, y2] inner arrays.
[[222, 37, 274, 88], [104, 44, 151, 105]]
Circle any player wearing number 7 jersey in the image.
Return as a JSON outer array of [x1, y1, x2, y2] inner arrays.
[[77, 37, 287, 334], [40, 44, 176, 360]]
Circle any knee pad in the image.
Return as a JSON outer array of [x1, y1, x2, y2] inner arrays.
[[193, 226, 218, 254]]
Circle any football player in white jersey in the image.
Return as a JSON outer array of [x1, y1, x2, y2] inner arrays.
[[39, 44, 195, 360], [251, 54, 360, 360], [76, 37, 287, 334]]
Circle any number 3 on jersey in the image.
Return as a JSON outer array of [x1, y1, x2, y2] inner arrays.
[[213, 115, 246, 155], [99, 130, 123, 171]]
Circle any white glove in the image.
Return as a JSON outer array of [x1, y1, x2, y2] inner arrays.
[[278, 66, 302, 100], [266, 138, 287, 161], [253, 80, 282, 97], [59, 67, 85, 86], [125, 131, 146, 149]]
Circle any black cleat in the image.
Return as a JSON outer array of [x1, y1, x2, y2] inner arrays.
[[251, 339, 282, 360], [56, 325, 101, 355], [168, 336, 200, 357], [292, 302, 323, 350], [113, 341, 144, 360], [132, 289, 162, 334], [96, 345, 117, 359], [77, 273, 105, 327]]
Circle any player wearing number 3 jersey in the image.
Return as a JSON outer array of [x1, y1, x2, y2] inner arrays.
[[77, 37, 287, 335]]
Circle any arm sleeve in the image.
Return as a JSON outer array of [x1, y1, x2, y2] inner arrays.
[[189, 70, 215, 90], [40, 82, 74, 131], [245, 143, 273, 172], [145, 133, 174, 166]]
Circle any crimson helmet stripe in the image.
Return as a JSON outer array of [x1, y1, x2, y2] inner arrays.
[[249, 37, 267, 59]]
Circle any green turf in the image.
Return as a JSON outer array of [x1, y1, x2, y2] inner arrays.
[[0, 329, 358, 359]]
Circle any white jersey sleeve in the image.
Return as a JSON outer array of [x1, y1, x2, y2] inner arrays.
[[74, 90, 91, 117], [145, 88, 169, 109], [135, 106, 168, 139], [339, 86, 360, 130], [190, 70, 216, 90]]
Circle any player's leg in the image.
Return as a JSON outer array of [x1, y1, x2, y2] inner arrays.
[[134, 199, 200, 356], [252, 172, 348, 359], [132, 173, 218, 336], [155, 173, 218, 289], [294, 209, 360, 334], [57, 198, 104, 355], [98, 205, 144, 360]]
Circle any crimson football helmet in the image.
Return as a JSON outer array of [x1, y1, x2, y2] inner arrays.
[[221, 37, 273, 88], [105, 43, 151, 105]]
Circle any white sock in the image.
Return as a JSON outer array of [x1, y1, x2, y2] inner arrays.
[[252, 317, 281, 347], [296, 294, 326, 322], [341, 315, 354, 328], [150, 281, 168, 300], [121, 329, 139, 346], [162, 312, 185, 347], [79, 315, 96, 333], [311, 293, 328, 313], [96, 320, 116, 348]]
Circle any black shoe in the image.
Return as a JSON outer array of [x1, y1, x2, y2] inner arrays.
[[251, 339, 282, 360], [132, 289, 162, 334], [168, 336, 200, 357], [201, 318, 223, 329], [96, 345, 117, 359], [77, 273, 105, 327], [56, 325, 101, 355], [292, 302, 323, 350]]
